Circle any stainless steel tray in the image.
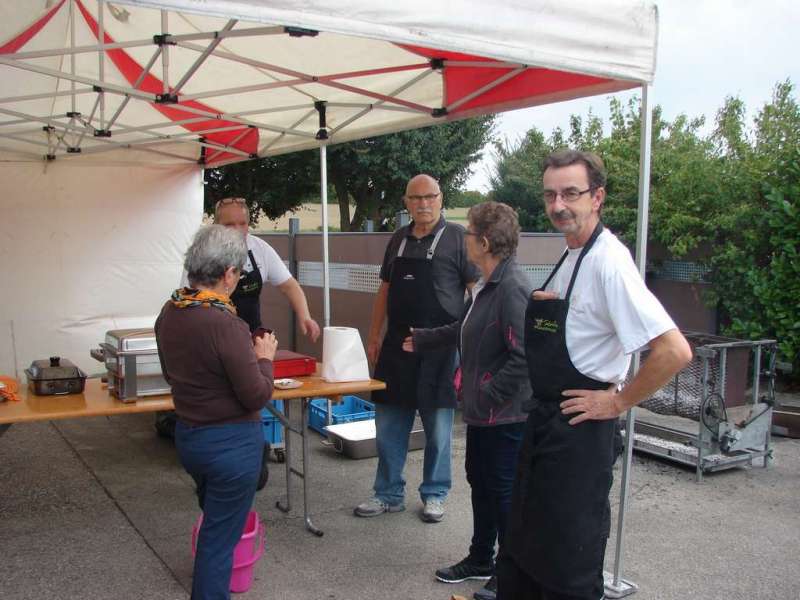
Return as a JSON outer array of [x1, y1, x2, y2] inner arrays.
[[104, 328, 158, 352]]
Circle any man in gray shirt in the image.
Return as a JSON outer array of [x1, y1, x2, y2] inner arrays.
[[355, 174, 477, 523]]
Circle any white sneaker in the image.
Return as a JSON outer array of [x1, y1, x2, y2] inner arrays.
[[353, 497, 405, 517], [421, 498, 445, 523]]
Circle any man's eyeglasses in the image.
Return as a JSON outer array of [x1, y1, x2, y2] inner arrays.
[[405, 192, 441, 203], [542, 188, 595, 204]]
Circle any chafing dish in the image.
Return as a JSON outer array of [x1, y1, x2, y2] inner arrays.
[[91, 328, 170, 401]]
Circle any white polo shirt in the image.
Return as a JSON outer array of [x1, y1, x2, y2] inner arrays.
[[544, 229, 676, 384], [181, 233, 291, 287], [243, 234, 291, 287]]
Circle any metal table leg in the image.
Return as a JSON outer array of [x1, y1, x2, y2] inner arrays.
[[274, 397, 324, 536], [302, 398, 323, 537], [276, 398, 293, 514]]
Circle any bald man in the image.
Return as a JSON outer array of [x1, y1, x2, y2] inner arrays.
[[355, 174, 478, 523]]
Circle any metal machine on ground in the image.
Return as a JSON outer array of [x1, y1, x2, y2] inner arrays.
[[627, 332, 777, 482]]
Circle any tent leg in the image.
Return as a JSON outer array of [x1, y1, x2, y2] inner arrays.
[[605, 83, 653, 599], [320, 145, 331, 328]]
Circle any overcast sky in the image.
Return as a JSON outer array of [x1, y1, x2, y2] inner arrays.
[[466, 0, 800, 190]]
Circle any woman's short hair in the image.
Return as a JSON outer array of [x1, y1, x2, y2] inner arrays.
[[467, 201, 520, 260], [184, 225, 247, 287]]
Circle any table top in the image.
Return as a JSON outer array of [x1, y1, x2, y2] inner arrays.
[[0, 368, 385, 426]]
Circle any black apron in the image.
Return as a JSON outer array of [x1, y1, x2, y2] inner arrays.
[[230, 249, 263, 333], [373, 226, 458, 410], [507, 222, 620, 599]]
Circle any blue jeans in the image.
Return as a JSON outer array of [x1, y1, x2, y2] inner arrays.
[[466, 422, 526, 565], [176, 420, 263, 600], [373, 402, 454, 505]]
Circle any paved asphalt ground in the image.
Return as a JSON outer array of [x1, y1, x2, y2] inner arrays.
[[1, 405, 798, 600]]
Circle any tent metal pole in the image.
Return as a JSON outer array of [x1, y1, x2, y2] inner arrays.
[[98, 0, 105, 129], [172, 19, 238, 94], [70, 0, 76, 113], [0, 88, 94, 106], [605, 83, 652, 599], [161, 10, 169, 95], [172, 103, 316, 138], [320, 145, 331, 328], [0, 57, 157, 101], [259, 108, 317, 154], [177, 41, 427, 88], [106, 47, 162, 130], [329, 69, 434, 135], [180, 78, 311, 102], [446, 66, 527, 112], [8, 38, 154, 60]]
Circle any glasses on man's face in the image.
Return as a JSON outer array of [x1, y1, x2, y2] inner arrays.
[[405, 192, 441, 203], [542, 187, 595, 204]]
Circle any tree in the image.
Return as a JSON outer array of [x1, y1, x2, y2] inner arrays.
[[203, 116, 495, 230], [448, 189, 488, 208], [704, 82, 800, 371], [487, 80, 800, 370], [204, 150, 321, 223], [487, 129, 554, 231], [326, 116, 495, 231]]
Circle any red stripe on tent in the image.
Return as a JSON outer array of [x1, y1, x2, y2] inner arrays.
[[400, 45, 613, 115], [0, 0, 67, 54], [75, 0, 256, 165]]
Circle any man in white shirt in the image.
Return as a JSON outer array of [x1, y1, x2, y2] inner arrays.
[[499, 150, 692, 600], [212, 197, 320, 341]]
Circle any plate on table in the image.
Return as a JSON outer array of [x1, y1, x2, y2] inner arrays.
[[274, 378, 303, 390]]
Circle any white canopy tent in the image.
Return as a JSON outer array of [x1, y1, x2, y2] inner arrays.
[[0, 1, 658, 595]]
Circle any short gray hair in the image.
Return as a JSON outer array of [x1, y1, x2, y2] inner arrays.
[[184, 225, 247, 288], [467, 201, 520, 260]]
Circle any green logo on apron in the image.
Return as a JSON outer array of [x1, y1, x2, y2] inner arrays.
[[533, 318, 558, 333]]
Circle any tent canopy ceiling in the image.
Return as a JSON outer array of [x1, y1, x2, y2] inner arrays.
[[0, 0, 657, 166]]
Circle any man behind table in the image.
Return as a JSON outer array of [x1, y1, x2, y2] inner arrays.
[[213, 197, 320, 341], [158, 198, 321, 439], [354, 174, 478, 523], [499, 150, 692, 600]]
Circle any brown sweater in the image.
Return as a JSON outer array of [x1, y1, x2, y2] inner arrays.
[[155, 301, 274, 426]]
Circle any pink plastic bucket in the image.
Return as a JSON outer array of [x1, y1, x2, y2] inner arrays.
[[191, 510, 265, 593]]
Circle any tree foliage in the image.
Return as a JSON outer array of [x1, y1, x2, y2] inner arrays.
[[204, 116, 494, 231], [489, 80, 800, 370], [325, 116, 494, 231], [204, 151, 320, 221]]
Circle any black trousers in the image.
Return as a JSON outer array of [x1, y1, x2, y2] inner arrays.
[[466, 422, 525, 565], [497, 554, 604, 600]]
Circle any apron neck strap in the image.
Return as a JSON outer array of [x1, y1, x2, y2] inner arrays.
[[563, 221, 604, 300], [539, 221, 604, 298], [397, 223, 447, 259]]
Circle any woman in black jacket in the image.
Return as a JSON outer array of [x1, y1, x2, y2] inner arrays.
[[404, 201, 532, 600]]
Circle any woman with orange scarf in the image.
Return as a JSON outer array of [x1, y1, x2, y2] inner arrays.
[[155, 225, 277, 600]]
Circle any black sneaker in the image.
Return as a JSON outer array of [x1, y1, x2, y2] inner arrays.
[[473, 575, 497, 600], [435, 557, 494, 583]]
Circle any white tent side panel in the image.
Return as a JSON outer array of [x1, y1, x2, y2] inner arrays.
[[0, 162, 204, 378]]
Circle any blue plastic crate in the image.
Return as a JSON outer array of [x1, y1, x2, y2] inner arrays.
[[261, 399, 284, 445], [308, 395, 375, 436]]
